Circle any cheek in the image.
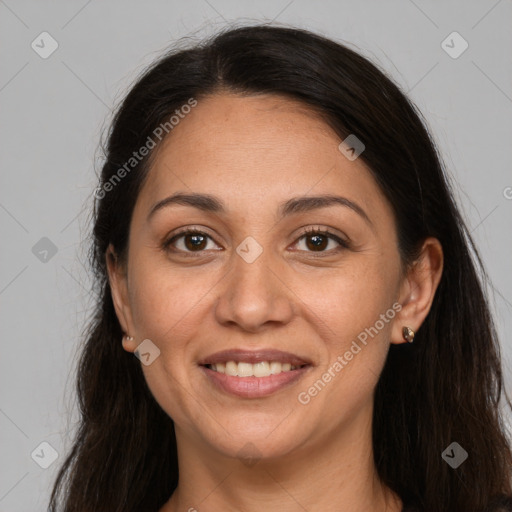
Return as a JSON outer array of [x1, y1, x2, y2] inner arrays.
[[128, 256, 211, 338], [296, 258, 399, 405], [126, 258, 219, 385], [127, 261, 214, 425], [303, 259, 398, 346]]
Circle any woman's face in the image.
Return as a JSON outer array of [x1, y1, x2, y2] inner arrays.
[[110, 92, 409, 461]]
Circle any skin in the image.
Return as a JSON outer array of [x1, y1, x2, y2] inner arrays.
[[107, 92, 443, 512]]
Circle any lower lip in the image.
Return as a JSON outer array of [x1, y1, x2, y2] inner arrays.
[[200, 365, 310, 398]]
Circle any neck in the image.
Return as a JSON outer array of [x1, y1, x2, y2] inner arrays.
[[160, 406, 402, 512]]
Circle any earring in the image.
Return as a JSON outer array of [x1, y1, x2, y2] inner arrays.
[[125, 335, 134, 342], [402, 326, 415, 343]]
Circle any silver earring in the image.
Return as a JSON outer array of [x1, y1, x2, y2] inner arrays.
[[125, 335, 134, 342], [402, 326, 415, 343]]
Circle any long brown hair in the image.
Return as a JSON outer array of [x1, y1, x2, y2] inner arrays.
[[49, 24, 512, 512]]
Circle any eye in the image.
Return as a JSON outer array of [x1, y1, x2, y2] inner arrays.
[[163, 228, 220, 254], [163, 226, 349, 256], [293, 227, 349, 254]]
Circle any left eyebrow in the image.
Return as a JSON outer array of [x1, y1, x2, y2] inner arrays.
[[147, 192, 373, 228], [279, 195, 372, 227]]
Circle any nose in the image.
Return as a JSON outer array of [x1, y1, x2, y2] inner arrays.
[[214, 244, 295, 333]]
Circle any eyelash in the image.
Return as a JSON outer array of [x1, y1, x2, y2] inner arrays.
[[162, 226, 349, 257]]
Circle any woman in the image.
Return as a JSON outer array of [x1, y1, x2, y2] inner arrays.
[[49, 24, 512, 511]]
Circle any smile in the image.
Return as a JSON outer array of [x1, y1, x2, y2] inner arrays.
[[204, 361, 306, 377], [198, 349, 313, 398]]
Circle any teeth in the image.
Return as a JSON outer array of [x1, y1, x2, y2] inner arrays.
[[237, 362, 253, 377], [209, 361, 303, 377], [253, 361, 270, 377], [225, 361, 238, 376], [270, 361, 281, 375]]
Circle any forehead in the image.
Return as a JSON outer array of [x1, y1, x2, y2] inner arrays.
[[134, 92, 392, 228]]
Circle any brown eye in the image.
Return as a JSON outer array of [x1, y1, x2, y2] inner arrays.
[[294, 228, 349, 253], [164, 229, 219, 253], [304, 233, 329, 251], [183, 233, 208, 251], [163, 227, 348, 256]]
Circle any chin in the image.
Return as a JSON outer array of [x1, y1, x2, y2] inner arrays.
[[198, 415, 310, 463]]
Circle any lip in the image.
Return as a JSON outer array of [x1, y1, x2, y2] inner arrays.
[[200, 364, 311, 398], [198, 348, 312, 366], [198, 348, 313, 399]]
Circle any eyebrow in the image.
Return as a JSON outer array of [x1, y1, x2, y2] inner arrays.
[[147, 192, 372, 227]]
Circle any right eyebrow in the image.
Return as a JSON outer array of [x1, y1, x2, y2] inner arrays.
[[147, 192, 224, 222]]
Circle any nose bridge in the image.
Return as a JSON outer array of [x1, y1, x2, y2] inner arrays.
[[214, 234, 294, 331]]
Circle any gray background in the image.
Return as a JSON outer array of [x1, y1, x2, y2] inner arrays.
[[1, 0, 511, 510]]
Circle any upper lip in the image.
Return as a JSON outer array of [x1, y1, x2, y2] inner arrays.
[[199, 349, 312, 366]]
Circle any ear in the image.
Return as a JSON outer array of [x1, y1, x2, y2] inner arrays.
[[105, 243, 138, 353], [391, 237, 444, 345]]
